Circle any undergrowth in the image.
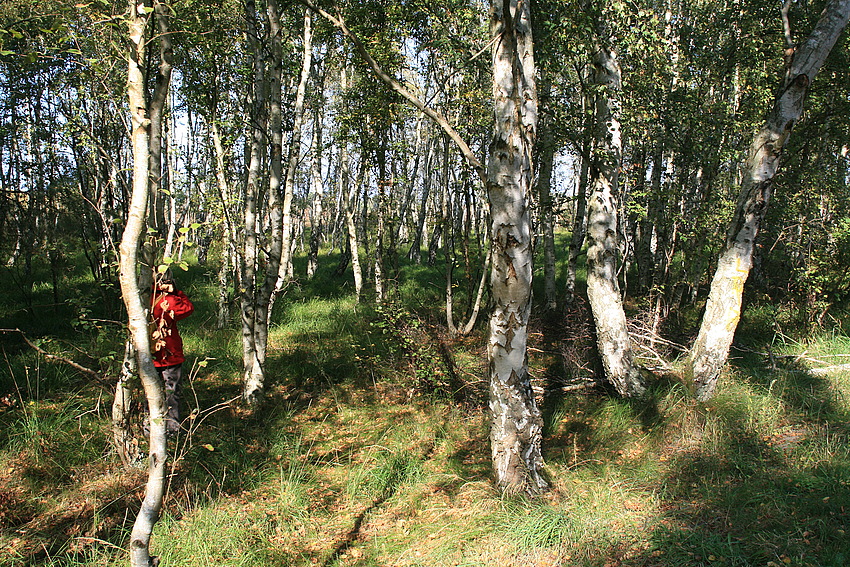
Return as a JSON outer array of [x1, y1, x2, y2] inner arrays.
[[0, 255, 849, 567]]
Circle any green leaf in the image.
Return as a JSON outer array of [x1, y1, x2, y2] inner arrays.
[[178, 226, 190, 234], [202, 444, 214, 451]]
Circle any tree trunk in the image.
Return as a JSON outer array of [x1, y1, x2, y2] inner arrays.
[[408, 137, 434, 263], [487, 0, 547, 495], [536, 110, 558, 312], [307, 100, 324, 278], [122, 2, 171, 564], [687, 0, 850, 401], [565, 137, 590, 302], [210, 120, 235, 329], [111, 338, 138, 466], [458, 248, 490, 336], [276, 9, 314, 287], [240, 0, 267, 404], [584, 30, 646, 398]]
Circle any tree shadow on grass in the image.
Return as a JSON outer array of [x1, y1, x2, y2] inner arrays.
[[630, 425, 850, 566], [621, 355, 850, 567]]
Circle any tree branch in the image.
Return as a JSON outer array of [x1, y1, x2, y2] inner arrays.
[[1, 328, 100, 378], [296, 0, 487, 186]]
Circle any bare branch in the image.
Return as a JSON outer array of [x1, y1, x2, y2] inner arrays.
[[296, 0, 486, 185], [0, 328, 100, 378]]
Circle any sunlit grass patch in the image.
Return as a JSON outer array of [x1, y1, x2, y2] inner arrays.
[[154, 505, 286, 566]]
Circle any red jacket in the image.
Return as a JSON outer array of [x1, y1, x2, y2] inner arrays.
[[151, 289, 194, 367]]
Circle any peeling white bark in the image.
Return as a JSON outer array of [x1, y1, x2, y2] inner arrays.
[[585, 37, 645, 398], [487, 0, 547, 494]]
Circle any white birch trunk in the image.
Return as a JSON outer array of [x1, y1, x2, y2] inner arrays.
[[307, 103, 324, 278], [336, 69, 363, 301], [584, 36, 646, 398], [487, 0, 547, 494], [276, 10, 313, 286], [123, 3, 170, 564], [687, 0, 850, 401], [210, 121, 235, 329], [240, 0, 266, 404]]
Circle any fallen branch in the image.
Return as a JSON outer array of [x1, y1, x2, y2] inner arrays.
[[808, 364, 850, 376], [0, 328, 100, 378], [629, 332, 688, 352]]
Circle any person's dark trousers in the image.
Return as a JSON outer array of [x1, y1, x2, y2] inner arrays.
[[156, 364, 183, 434]]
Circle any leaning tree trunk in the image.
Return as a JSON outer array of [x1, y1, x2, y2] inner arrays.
[[584, 28, 646, 399], [687, 0, 850, 401], [122, 2, 171, 564], [487, 0, 547, 495]]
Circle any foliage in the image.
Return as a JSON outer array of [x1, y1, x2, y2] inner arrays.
[[0, 0, 848, 564]]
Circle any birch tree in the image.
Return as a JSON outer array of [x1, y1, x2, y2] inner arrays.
[[584, 10, 645, 398], [303, 0, 546, 492], [275, 8, 314, 289], [120, 0, 172, 563], [486, 0, 547, 493], [687, 0, 850, 401]]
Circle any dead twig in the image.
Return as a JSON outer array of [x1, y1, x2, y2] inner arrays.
[[1, 328, 101, 379]]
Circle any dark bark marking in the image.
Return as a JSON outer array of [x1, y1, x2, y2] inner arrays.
[[504, 325, 515, 354]]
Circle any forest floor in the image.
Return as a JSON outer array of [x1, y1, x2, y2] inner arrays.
[[1, 258, 849, 566]]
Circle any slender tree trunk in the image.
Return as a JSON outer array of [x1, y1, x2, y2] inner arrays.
[[687, 0, 850, 400], [458, 248, 490, 336], [276, 9, 314, 287], [536, 111, 558, 312], [375, 137, 389, 303], [343, 167, 363, 302], [565, 138, 590, 302], [122, 2, 171, 564], [210, 121, 235, 329], [395, 116, 423, 248], [408, 137, 434, 263], [487, 0, 547, 495], [444, 166, 458, 335], [307, 102, 324, 278], [584, 28, 645, 398], [240, 0, 267, 404], [111, 338, 138, 466]]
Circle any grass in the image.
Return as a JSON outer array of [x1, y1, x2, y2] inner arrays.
[[1, 250, 849, 566]]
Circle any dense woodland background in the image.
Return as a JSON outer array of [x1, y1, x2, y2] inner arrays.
[[0, 0, 849, 565]]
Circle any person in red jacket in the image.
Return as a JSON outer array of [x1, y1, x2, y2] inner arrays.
[[151, 270, 194, 435]]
